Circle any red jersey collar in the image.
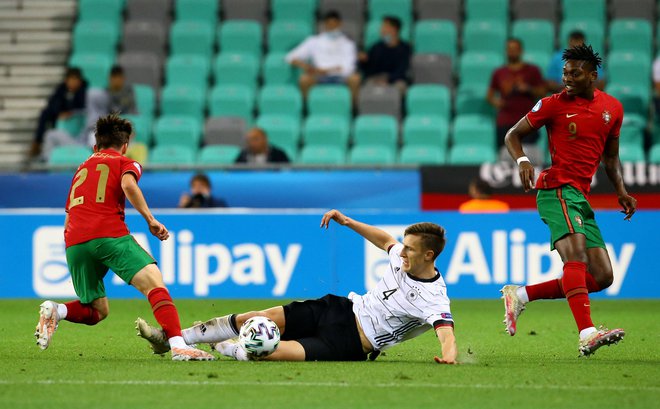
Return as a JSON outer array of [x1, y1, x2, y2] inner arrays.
[[95, 148, 123, 157], [561, 88, 601, 105]]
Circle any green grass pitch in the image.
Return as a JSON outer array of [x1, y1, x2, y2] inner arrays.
[[1, 299, 658, 409]]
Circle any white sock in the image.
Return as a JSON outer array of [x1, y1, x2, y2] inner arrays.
[[216, 340, 249, 361], [182, 315, 238, 345], [579, 327, 597, 340], [169, 336, 187, 349], [516, 287, 529, 303], [56, 303, 68, 319]]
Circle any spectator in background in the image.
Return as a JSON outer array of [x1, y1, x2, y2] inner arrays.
[[285, 10, 360, 100], [546, 31, 605, 93], [235, 127, 290, 165], [487, 38, 545, 163], [359, 16, 411, 94], [459, 178, 510, 214], [179, 173, 227, 208], [652, 56, 660, 121], [30, 67, 88, 158]]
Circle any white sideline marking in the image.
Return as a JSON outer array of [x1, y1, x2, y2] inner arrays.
[[0, 379, 658, 392]]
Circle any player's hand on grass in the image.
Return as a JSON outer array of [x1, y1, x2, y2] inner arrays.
[[518, 160, 535, 192], [434, 356, 457, 365], [148, 219, 169, 241], [618, 194, 637, 221], [320, 209, 350, 229]]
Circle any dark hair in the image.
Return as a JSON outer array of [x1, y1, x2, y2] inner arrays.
[[191, 173, 211, 188], [95, 113, 132, 149], [110, 65, 124, 76], [65, 67, 83, 79], [568, 30, 586, 41], [404, 222, 447, 260], [507, 37, 523, 48], [322, 10, 341, 21], [562, 44, 602, 71], [382, 15, 402, 31], [470, 178, 493, 196]]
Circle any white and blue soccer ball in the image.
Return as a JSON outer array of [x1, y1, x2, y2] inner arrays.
[[238, 316, 280, 358]]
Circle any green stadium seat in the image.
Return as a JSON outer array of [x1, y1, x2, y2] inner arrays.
[[649, 144, 660, 163], [133, 84, 155, 117], [622, 113, 646, 130], [154, 115, 202, 150], [209, 85, 254, 124], [73, 21, 119, 56], [349, 145, 396, 165], [455, 87, 496, 117], [448, 144, 496, 164], [353, 115, 398, 148], [268, 21, 312, 52], [607, 52, 651, 88], [463, 21, 507, 54], [618, 142, 645, 162], [198, 145, 241, 165], [399, 145, 446, 164], [562, 0, 606, 25], [465, 0, 508, 23], [303, 115, 350, 148], [213, 53, 259, 92], [165, 55, 210, 89], [69, 53, 113, 88], [559, 19, 604, 54], [55, 114, 86, 137], [413, 20, 457, 61], [263, 52, 294, 85], [459, 52, 503, 91], [175, 0, 219, 27], [219, 20, 263, 59], [258, 85, 303, 119], [609, 19, 653, 56], [368, 0, 412, 27], [512, 20, 555, 55], [452, 114, 495, 147], [619, 126, 644, 146], [160, 86, 205, 121], [364, 19, 411, 49], [406, 84, 451, 120], [299, 145, 346, 165], [256, 114, 300, 155], [149, 145, 197, 166], [79, 0, 123, 25], [170, 21, 214, 58], [606, 83, 650, 117], [48, 146, 93, 167], [308, 85, 352, 119], [523, 51, 552, 74], [122, 114, 153, 145], [272, 0, 316, 24], [402, 115, 449, 147]]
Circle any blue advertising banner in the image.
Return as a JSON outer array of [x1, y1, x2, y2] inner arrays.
[[0, 210, 656, 299]]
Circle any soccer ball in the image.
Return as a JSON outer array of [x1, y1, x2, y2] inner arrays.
[[238, 316, 280, 358]]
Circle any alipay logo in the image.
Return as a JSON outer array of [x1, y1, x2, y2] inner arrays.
[[33, 226, 76, 298]]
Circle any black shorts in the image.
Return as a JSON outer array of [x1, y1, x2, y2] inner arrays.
[[282, 294, 368, 362]]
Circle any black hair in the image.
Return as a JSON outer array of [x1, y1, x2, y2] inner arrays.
[[65, 67, 83, 79], [322, 10, 341, 21], [191, 173, 211, 188], [95, 113, 132, 149], [382, 15, 402, 31], [562, 44, 602, 71], [110, 65, 124, 76], [568, 30, 586, 41]]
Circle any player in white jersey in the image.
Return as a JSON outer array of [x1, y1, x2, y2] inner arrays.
[[135, 210, 458, 363]]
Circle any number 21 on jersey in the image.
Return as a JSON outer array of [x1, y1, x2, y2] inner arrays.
[[69, 164, 110, 210]]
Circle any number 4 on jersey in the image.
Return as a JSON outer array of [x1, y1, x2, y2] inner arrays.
[[382, 289, 397, 300]]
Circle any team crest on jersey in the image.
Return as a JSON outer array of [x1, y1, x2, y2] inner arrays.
[[532, 100, 542, 112], [602, 111, 611, 124], [406, 288, 419, 302], [574, 215, 583, 227]]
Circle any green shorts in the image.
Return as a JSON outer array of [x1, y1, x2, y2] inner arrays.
[[536, 184, 606, 250], [65, 235, 155, 304]]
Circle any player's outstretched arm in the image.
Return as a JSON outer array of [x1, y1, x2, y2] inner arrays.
[[320, 209, 397, 252], [434, 326, 458, 365], [504, 117, 537, 192], [603, 136, 637, 220], [121, 174, 169, 241]]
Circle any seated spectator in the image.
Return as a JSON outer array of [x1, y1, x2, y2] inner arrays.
[[459, 178, 510, 214], [358, 16, 411, 94], [546, 31, 605, 93], [179, 173, 227, 208], [30, 67, 88, 158], [235, 127, 290, 165], [285, 10, 359, 100]]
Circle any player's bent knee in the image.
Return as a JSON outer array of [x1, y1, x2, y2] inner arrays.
[[130, 264, 166, 296]]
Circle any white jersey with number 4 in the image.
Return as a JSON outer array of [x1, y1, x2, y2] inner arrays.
[[349, 243, 453, 351]]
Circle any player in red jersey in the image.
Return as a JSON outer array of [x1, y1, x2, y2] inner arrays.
[[500, 45, 637, 356], [34, 114, 214, 361]]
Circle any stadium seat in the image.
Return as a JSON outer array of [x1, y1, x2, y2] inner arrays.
[[73, 21, 119, 56], [299, 145, 346, 165], [512, 0, 559, 25], [127, 0, 172, 24], [411, 54, 453, 88], [512, 20, 555, 55], [303, 115, 351, 148], [308, 85, 352, 119], [122, 114, 153, 145], [607, 52, 651, 88], [208, 85, 254, 124], [609, 19, 653, 56], [349, 145, 396, 165], [154, 115, 202, 150], [448, 144, 496, 164], [399, 145, 446, 164], [364, 19, 411, 49], [606, 83, 650, 117], [618, 143, 645, 162], [198, 145, 242, 165], [610, 0, 655, 24], [268, 21, 312, 52], [649, 144, 660, 164], [368, 0, 412, 27], [524, 51, 552, 74], [402, 115, 449, 147], [562, 0, 606, 25], [258, 85, 303, 119], [452, 114, 496, 147], [319, 0, 365, 25], [262, 52, 294, 85], [464, 0, 508, 24], [165, 55, 210, 89], [272, 0, 316, 24], [133, 84, 156, 117], [353, 115, 398, 148], [48, 146, 93, 167], [219, 20, 263, 59], [118, 52, 162, 90], [255, 115, 300, 155], [79, 0, 123, 25], [417, 0, 461, 26], [122, 21, 168, 60], [170, 21, 214, 59], [149, 145, 196, 166], [357, 85, 401, 119], [160, 86, 205, 121], [213, 53, 259, 92], [459, 52, 503, 91], [406, 85, 451, 120], [619, 126, 644, 147], [175, 0, 219, 26], [413, 20, 457, 61], [223, 0, 269, 25], [455, 87, 496, 117], [69, 53, 113, 88], [559, 19, 604, 53], [462, 21, 507, 54], [204, 117, 247, 146], [55, 114, 86, 137]]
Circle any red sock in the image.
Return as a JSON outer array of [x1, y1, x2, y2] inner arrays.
[[64, 300, 101, 325], [147, 287, 182, 339], [585, 273, 601, 293], [561, 261, 594, 332], [526, 272, 602, 302]]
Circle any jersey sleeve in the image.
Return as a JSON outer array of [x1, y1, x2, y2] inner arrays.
[[426, 303, 454, 330], [120, 158, 142, 183], [525, 95, 556, 129]]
